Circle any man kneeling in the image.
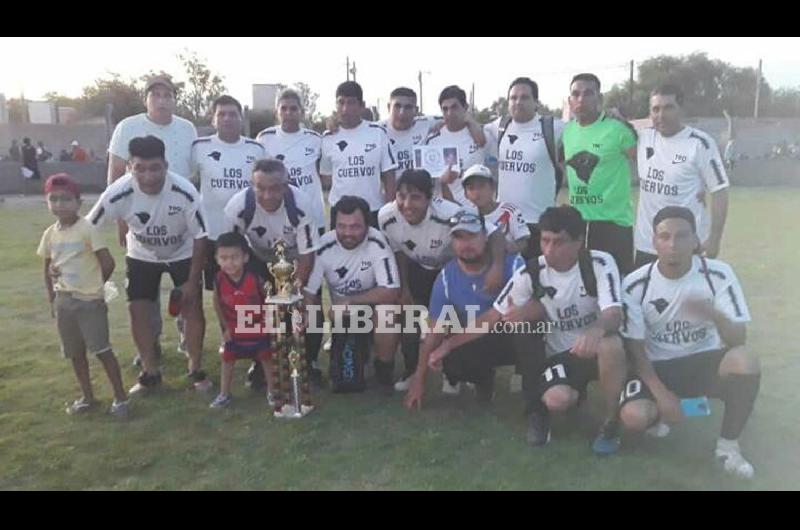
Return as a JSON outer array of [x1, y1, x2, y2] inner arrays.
[[619, 206, 760, 479]]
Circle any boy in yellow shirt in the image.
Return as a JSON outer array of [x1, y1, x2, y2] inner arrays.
[[37, 173, 129, 417]]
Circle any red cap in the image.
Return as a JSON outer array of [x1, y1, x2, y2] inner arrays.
[[44, 173, 80, 198]]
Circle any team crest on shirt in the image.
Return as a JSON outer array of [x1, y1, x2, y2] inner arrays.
[[404, 240, 417, 251], [566, 151, 600, 183], [252, 226, 267, 238], [134, 212, 150, 224], [207, 151, 222, 161], [646, 147, 655, 159], [508, 135, 519, 145], [335, 266, 348, 279], [365, 143, 377, 152], [336, 141, 348, 152], [275, 154, 285, 161], [168, 205, 182, 216], [650, 298, 669, 314]]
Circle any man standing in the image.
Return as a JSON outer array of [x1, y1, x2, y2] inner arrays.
[[423, 86, 486, 205], [88, 136, 211, 395], [484, 77, 564, 257], [107, 75, 197, 360], [320, 81, 397, 228], [562, 73, 638, 275], [257, 87, 326, 232], [635, 84, 730, 267]]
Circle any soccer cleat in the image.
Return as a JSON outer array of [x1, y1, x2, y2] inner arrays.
[[592, 420, 622, 455], [209, 393, 232, 409]]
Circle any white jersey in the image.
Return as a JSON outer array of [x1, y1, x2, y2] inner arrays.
[[108, 113, 197, 178], [495, 250, 622, 355], [484, 115, 565, 223], [305, 227, 400, 300], [320, 120, 398, 211], [379, 197, 485, 271], [423, 125, 485, 205], [190, 134, 264, 240], [635, 126, 729, 254], [482, 201, 531, 245], [87, 171, 207, 262], [621, 256, 750, 362], [222, 185, 319, 263], [257, 126, 326, 228], [380, 115, 439, 172]]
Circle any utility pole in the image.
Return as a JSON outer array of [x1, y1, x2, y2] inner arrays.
[[754, 59, 762, 119], [346, 56, 350, 81], [629, 60, 635, 109], [418, 71, 430, 114], [351, 61, 357, 83]]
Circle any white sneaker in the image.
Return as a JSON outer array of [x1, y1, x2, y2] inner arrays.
[[442, 379, 461, 395], [394, 377, 412, 392], [645, 421, 671, 438], [715, 440, 755, 479]]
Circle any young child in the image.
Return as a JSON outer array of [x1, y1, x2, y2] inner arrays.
[[37, 173, 129, 417], [210, 231, 277, 408]]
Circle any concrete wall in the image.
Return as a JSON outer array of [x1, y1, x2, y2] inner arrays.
[[0, 123, 110, 160], [0, 161, 107, 194]]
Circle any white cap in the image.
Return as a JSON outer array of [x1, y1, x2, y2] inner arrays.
[[462, 164, 496, 187]]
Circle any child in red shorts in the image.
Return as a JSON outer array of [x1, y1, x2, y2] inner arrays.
[[209, 232, 276, 408]]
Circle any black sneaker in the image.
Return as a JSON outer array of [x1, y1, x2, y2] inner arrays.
[[246, 363, 267, 390], [129, 371, 162, 397], [526, 410, 551, 447]]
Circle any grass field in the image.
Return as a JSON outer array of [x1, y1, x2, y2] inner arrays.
[[1, 187, 799, 490]]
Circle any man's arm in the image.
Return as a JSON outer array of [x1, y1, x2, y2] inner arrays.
[[703, 188, 729, 258], [483, 229, 507, 293], [405, 318, 447, 410], [465, 115, 487, 147], [381, 170, 397, 204], [107, 153, 127, 185], [95, 248, 115, 282], [180, 238, 208, 305], [571, 306, 622, 357], [295, 253, 314, 287], [340, 286, 400, 307], [394, 251, 413, 305], [320, 173, 332, 191]]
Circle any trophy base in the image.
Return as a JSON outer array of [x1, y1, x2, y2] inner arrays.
[[273, 404, 314, 419], [265, 294, 303, 305]]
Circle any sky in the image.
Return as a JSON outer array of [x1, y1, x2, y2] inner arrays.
[[2, 37, 799, 116]]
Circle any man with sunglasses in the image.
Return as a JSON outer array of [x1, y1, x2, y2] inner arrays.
[[378, 169, 507, 393]]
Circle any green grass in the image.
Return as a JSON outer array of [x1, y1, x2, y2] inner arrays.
[[0, 188, 799, 490]]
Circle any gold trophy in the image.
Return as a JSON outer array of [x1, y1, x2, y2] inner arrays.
[[264, 241, 314, 418]]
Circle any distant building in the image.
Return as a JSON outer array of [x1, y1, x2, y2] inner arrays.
[[252, 84, 283, 112]]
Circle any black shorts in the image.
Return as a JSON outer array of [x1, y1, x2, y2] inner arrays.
[[540, 351, 599, 395], [126, 257, 192, 302], [407, 260, 440, 306], [586, 220, 633, 276], [619, 348, 729, 406], [330, 209, 379, 230], [634, 250, 657, 269], [203, 240, 218, 291]]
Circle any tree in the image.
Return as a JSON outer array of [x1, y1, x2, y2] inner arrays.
[[604, 53, 772, 118], [294, 82, 320, 124], [81, 73, 145, 124], [175, 50, 227, 124]]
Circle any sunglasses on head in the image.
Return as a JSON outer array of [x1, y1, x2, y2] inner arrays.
[[448, 211, 484, 228]]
